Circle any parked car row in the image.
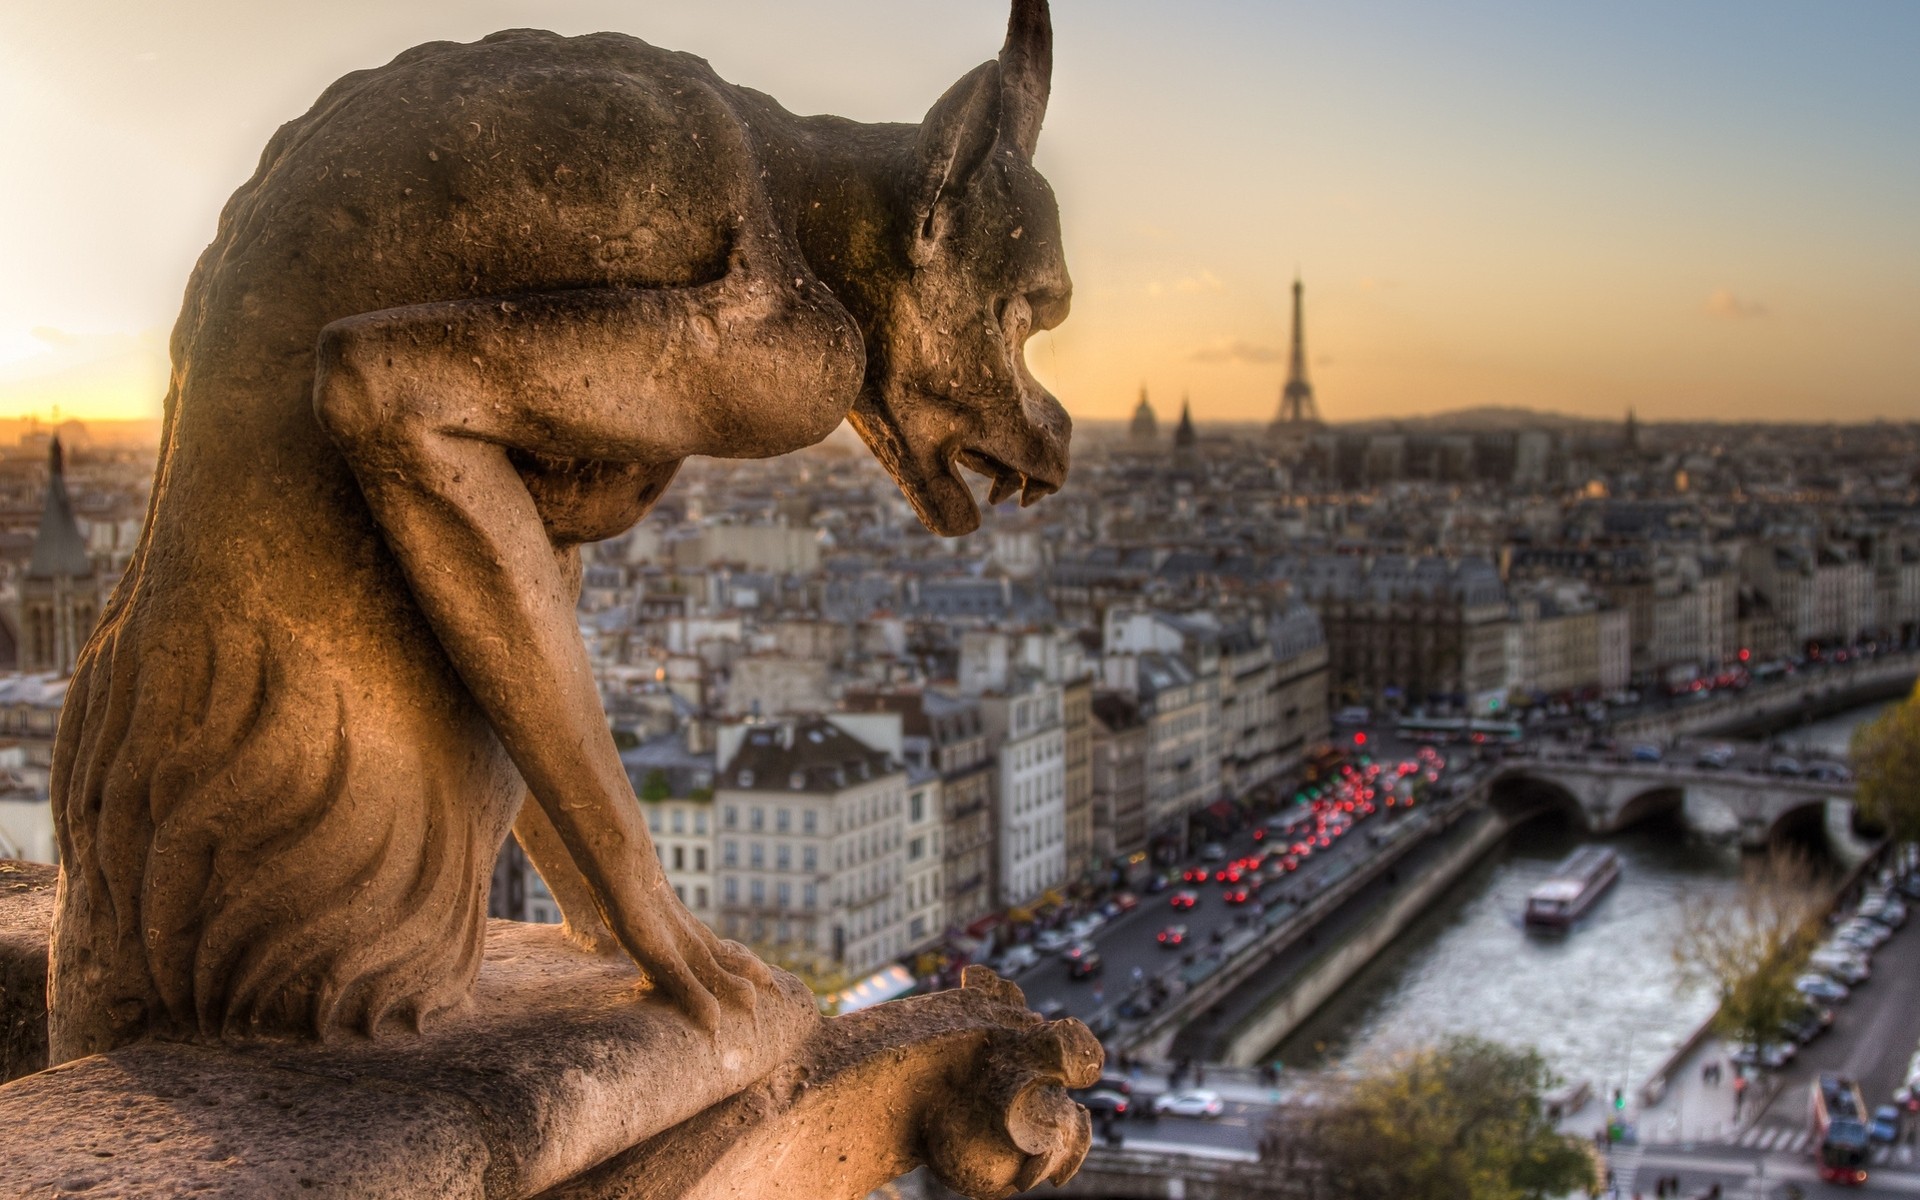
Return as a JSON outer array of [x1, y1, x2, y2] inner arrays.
[[1792, 854, 1916, 1055]]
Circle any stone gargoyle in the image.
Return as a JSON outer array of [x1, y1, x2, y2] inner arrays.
[[8, 2, 1089, 1197]]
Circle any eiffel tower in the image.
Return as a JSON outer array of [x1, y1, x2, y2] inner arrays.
[[1272, 274, 1323, 434]]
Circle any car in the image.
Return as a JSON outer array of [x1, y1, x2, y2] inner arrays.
[[1153, 1089, 1225, 1118], [1837, 918, 1892, 948], [1067, 913, 1106, 940], [1068, 951, 1104, 980], [1111, 891, 1139, 914], [1200, 843, 1228, 863], [1095, 1075, 1134, 1097], [1061, 939, 1097, 964], [1034, 929, 1073, 953], [1695, 745, 1735, 769], [1169, 890, 1199, 910], [1808, 949, 1870, 985], [1795, 973, 1850, 1003], [1117, 991, 1159, 1019], [1864, 898, 1907, 928], [1182, 866, 1211, 884], [1213, 867, 1243, 884], [1870, 1105, 1902, 1143], [1779, 1007, 1829, 1044], [1157, 924, 1189, 948], [1223, 887, 1251, 905], [1073, 1088, 1130, 1118], [1767, 755, 1803, 776], [1034, 998, 1067, 1020], [1631, 744, 1663, 763], [1730, 1042, 1795, 1071]]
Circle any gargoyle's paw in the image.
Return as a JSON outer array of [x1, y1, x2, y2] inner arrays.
[[714, 938, 774, 990]]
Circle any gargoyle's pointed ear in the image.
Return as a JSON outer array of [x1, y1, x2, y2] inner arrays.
[[909, 60, 1002, 265], [999, 0, 1052, 159]]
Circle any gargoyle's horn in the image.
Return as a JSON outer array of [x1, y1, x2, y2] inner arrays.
[[999, 0, 1051, 158]]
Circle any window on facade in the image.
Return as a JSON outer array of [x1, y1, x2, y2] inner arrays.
[[749, 843, 765, 868], [646, 809, 662, 833], [776, 808, 791, 833], [695, 885, 708, 909], [802, 810, 817, 834], [908, 836, 925, 862], [803, 884, 817, 909], [723, 806, 738, 829], [695, 810, 708, 835], [672, 846, 685, 871], [750, 807, 765, 831], [776, 845, 791, 871], [670, 809, 685, 834], [802, 846, 817, 871], [695, 847, 707, 871], [724, 877, 739, 903], [750, 880, 765, 905], [722, 840, 738, 867], [777, 882, 792, 907]]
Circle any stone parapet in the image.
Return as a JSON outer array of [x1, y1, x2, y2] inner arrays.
[[0, 864, 1098, 1199]]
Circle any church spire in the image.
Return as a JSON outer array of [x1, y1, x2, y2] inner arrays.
[[28, 435, 94, 582], [1174, 396, 1196, 449]]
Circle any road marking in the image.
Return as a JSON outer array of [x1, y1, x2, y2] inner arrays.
[[1783, 1131, 1808, 1154]]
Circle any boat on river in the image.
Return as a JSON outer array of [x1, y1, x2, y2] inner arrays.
[[1524, 846, 1621, 930]]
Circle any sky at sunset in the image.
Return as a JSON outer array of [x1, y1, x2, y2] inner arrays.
[[1, 1, 1916, 426]]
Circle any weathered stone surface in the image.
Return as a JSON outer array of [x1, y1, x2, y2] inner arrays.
[[0, 1044, 492, 1198], [49, 0, 1069, 1069], [2, 913, 818, 1198], [0, 860, 55, 1083], [541, 969, 1101, 1200], [0, 895, 1096, 1200]]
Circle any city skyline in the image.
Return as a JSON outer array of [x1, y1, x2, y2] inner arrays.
[[2, 0, 1917, 425]]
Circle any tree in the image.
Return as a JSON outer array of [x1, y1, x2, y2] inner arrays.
[[1272, 1036, 1596, 1200], [1671, 852, 1822, 1051], [1852, 684, 1920, 842]]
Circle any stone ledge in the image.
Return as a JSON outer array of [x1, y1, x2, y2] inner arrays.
[[0, 865, 1100, 1199], [0, 859, 56, 1083]]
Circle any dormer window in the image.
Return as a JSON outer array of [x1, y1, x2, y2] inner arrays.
[[790, 770, 807, 789], [737, 769, 755, 787]]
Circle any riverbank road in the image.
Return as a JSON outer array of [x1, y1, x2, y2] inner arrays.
[[1626, 857, 1920, 1180]]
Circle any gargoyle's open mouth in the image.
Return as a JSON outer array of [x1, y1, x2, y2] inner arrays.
[[955, 448, 1062, 508], [846, 391, 1070, 538]]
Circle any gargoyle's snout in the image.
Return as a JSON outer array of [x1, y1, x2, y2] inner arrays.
[[963, 384, 1070, 509]]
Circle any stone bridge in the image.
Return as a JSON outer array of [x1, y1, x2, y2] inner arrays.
[[1488, 755, 1863, 854]]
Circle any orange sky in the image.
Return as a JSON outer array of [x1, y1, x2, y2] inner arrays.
[[2, 0, 1916, 425]]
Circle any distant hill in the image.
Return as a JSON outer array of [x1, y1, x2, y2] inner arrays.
[[1339, 406, 1614, 433]]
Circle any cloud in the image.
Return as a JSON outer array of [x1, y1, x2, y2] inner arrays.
[[1191, 339, 1282, 365], [1703, 288, 1768, 320]]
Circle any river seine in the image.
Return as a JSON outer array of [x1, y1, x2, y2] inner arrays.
[[1268, 703, 1892, 1099]]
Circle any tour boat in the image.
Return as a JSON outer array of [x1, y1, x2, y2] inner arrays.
[[1524, 846, 1621, 930]]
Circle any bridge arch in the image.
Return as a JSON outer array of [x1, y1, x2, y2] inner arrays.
[[1613, 785, 1684, 831], [1488, 771, 1591, 831]]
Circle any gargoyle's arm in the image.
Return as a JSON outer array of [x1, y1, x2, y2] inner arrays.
[[313, 235, 863, 1028]]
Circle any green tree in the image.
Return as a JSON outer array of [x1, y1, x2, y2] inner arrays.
[[1671, 852, 1821, 1051], [1272, 1036, 1596, 1200], [1852, 684, 1920, 842], [639, 769, 672, 803]]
